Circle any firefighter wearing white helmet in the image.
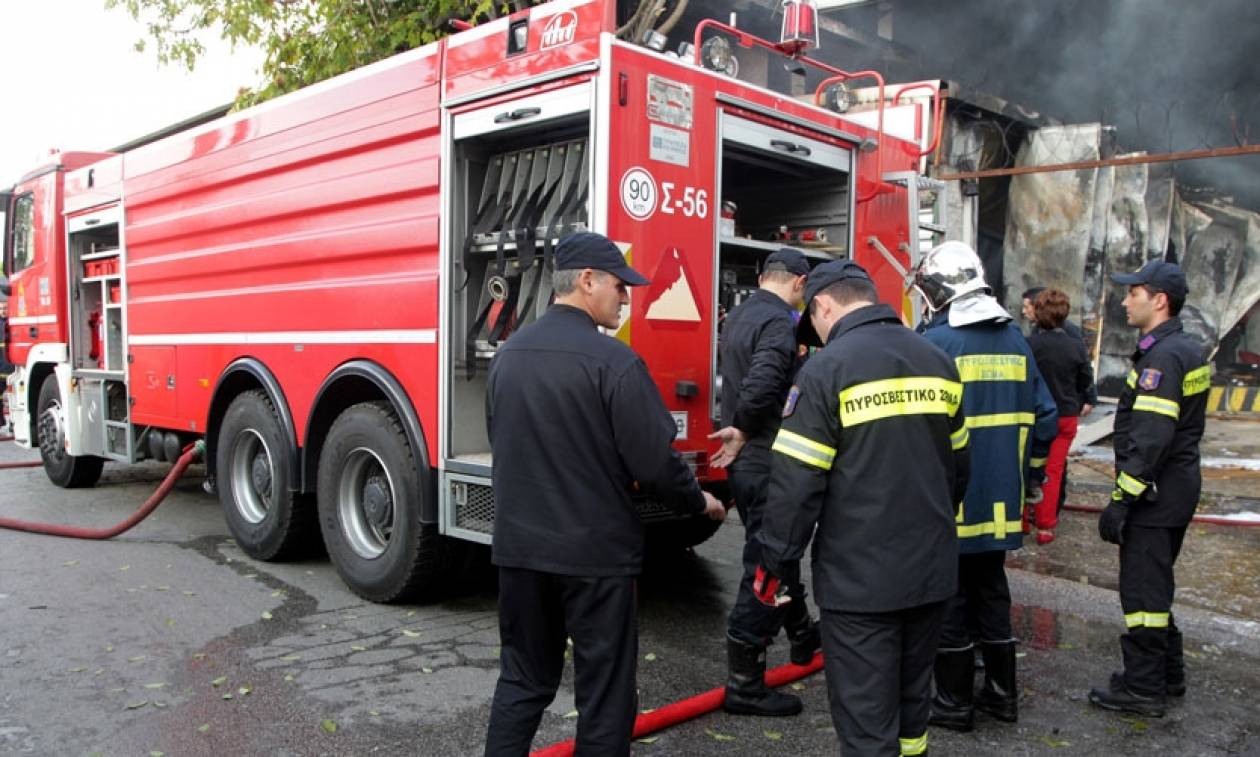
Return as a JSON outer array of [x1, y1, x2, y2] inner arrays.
[[912, 241, 1059, 733]]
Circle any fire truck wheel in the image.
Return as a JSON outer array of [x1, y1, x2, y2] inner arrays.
[[317, 401, 443, 603], [216, 390, 316, 561], [36, 375, 104, 488]]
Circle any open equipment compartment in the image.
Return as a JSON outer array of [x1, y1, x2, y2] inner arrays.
[[441, 81, 595, 543], [712, 112, 853, 421], [66, 205, 132, 460]]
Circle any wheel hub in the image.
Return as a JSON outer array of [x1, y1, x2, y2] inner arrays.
[[251, 453, 273, 505], [38, 403, 66, 463], [229, 429, 273, 525], [362, 474, 393, 529], [338, 447, 396, 560]]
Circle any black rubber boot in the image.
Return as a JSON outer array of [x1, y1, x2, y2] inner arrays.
[[975, 640, 1018, 723], [1089, 675, 1166, 718], [722, 635, 803, 717], [782, 602, 821, 666], [928, 648, 975, 732]]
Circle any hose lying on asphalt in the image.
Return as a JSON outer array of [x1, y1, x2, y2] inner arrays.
[[531, 652, 825, 757], [0, 460, 42, 469], [0, 441, 203, 539], [1062, 502, 1260, 528]]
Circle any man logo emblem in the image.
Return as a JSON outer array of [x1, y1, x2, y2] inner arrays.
[[540, 10, 577, 49]]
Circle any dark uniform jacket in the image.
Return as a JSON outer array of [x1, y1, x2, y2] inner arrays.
[[1113, 317, 1209, 527], [758, 304, 970, 612], [487, 305, 705, 577], [719, 289, 799, 461], [1028, 327, 1093, 417], [923, 311, 1058, 554]]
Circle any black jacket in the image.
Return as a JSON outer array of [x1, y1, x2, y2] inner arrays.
[[1028, 327, 1093, 417], [719, 289, 799, 460], [487, 305, 705, 576], [1035, 319, 1098, 405], [1113, 317, 1209, 527], [757, 304, 969, 612]]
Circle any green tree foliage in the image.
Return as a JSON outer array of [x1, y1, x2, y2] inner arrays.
[[106, 0, 512, 106]]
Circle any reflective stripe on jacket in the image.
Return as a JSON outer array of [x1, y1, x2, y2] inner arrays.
[[922, 312, 1058, 554], [759, 304, 968, 612], [1113, 317, 1208, 527]]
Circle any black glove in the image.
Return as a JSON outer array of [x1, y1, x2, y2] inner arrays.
[[1098, 488, 1134, 545]]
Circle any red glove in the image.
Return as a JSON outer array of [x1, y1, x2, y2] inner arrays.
[[752, 565, 791, 607], [1035, 530, 1055, 546]]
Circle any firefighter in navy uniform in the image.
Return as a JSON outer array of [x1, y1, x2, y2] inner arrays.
[[708, 247, 820, 718], [754, 260, 970, 757], [912, 242, 1058, 732], [484, 232, 725, 756], [1088, 260, 1208, 718]]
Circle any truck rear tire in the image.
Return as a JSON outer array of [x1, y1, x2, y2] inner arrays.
[[216, 390, 316, 561], [317, 401, 446, 603], [36, 375, 104, 488]]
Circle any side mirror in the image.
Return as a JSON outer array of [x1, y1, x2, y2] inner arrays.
[[0, 275, 9, 298]]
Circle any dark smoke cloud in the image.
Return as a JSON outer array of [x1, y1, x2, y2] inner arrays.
[[860, 0, 1260, 209], [672, 0, 1260, 210]]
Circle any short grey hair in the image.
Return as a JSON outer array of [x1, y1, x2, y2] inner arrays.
[[552, 268, 615, 295], [552, 268, 582, 295]]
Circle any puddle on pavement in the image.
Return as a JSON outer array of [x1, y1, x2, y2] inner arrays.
[[1009, 507, 1260, 620], [1011, 603, 1117, 652]]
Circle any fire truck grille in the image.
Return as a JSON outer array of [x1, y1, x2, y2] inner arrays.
[[454, 481, 496, 535]]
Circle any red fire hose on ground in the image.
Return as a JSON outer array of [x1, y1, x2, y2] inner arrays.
[[1062, 502, 1260, 527], [531, 653, 825, 757], [0, 441, 203, 539], [531, 501, 1259, 755]]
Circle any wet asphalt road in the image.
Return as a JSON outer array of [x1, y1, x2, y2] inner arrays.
[[2, 437, 1259, 756]]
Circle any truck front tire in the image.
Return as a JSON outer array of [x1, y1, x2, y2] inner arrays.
[[216, 390, 316, 561], [317, 401, 446, 603], [36, 376, 104, 488]]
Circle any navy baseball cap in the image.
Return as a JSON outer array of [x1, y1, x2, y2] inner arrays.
[[1110, 260, 1187, 299], [555, 232, 650, 286], [797, 259, 874, 346], [763, 247, 810, 276]]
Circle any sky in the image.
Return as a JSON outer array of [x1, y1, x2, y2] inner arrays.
[[0, 0, 264, 186]]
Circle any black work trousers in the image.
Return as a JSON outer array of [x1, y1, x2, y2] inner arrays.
[[939, 550, 1013, 649], [1118, 523, 1187, 696], [726, 454, 810, 646], [485, 567, 637, 757], [821, 601, 945, 757]]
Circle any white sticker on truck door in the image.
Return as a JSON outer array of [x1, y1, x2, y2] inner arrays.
[[650, 123, 690, 167]]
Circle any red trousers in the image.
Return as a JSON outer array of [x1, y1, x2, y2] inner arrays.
[[1035, 415, 1079, 531]]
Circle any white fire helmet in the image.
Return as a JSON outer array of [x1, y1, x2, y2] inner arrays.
[[912, 241, 991, 312]]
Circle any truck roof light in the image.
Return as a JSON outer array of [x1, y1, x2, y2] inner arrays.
[[780, 0, 820, 55], [700, 36, 738, 77]]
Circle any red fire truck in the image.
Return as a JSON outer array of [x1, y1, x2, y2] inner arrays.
[[1, 0, 938, 601]]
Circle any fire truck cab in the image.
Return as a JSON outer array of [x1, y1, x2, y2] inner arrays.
[[2, 0, 935, 602]]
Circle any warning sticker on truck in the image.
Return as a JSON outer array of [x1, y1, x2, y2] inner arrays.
[[647, 75, 693, 129]]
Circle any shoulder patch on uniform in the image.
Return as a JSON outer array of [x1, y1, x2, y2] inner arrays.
[[1138, 368, 1162, 391], [782, 385, 801, 417]]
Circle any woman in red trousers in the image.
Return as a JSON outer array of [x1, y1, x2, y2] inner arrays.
[[1025, 289, 1095, 544]]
